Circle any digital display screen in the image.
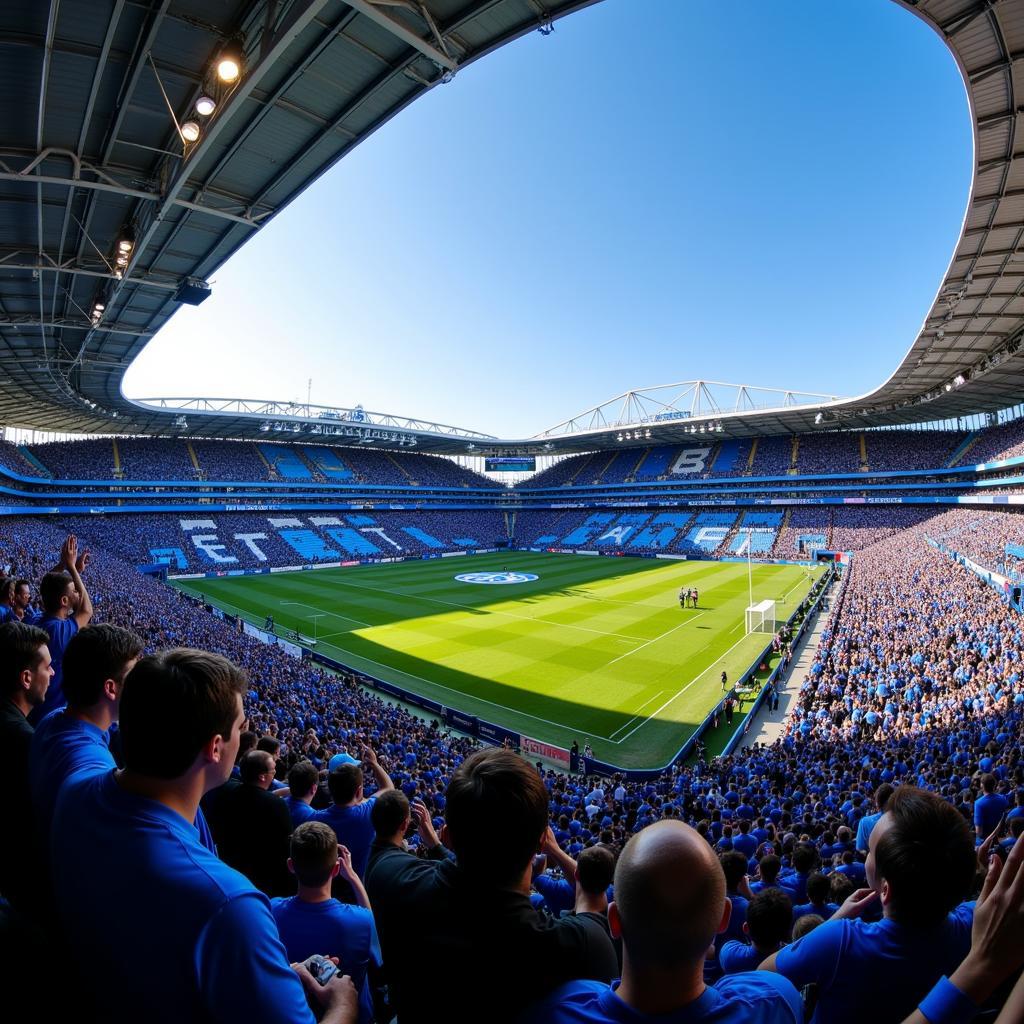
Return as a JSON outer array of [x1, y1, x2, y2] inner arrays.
[[485, 457, 536, 472]]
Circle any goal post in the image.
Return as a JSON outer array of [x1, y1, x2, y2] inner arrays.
[[745, 599, 777, 635]]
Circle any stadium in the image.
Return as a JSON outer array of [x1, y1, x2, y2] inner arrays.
[[2, 1, 1024, 1023]]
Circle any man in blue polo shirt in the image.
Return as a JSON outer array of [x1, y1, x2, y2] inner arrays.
[[761, 786, 976, 1024], [50, 647, 356, 1024], [32, 534, 93, 724], [314, 746, 394, 879], [529, 819, 801, 1023]]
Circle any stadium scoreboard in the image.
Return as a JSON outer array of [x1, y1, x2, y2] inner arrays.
[[485, 456, 536, 472]]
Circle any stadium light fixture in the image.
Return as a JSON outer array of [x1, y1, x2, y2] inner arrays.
[[616, 433, 623, 442], [180, 120, 201, 143], [117, 230, 134, 254], [196, 95, 216, 117], [215, 40, 244, 83]]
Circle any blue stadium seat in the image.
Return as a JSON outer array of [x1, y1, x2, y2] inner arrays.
[[278, 529, 340, 560], [324, 528, 381, 556]]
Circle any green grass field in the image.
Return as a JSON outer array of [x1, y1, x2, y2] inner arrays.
[[174, 552, 823, 768]]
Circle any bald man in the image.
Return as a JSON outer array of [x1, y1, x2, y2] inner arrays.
[[528, 820, 801, 1023]]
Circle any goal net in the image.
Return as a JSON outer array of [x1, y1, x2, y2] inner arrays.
[[746, 599, 777, 635]]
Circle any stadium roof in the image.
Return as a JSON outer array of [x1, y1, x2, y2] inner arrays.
[[2, 0, 1024, 455]]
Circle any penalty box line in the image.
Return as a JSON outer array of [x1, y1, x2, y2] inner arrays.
[[608, 628, 761, 745]]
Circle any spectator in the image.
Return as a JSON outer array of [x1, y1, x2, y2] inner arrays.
[[721, 888, 794, 974], [902, 827, 1024, 1024], [286, 761, 320, 829], [530, 820, 801, 1022], [258, 735, 289, 791], [368, 788, 447, 859], [0, 621, 52, 911], [28, 624, 143, 912], [364, 748, 618, 1024], [272, 821, 382, 1024], [792, 873, 839, 924], [11, 579, 39, 624], [314, 748, 394, 880], [792, 914, 824, 941], [751, 855, 795, 899], [855, 783, 894, 856], [762, 787, 977, 1023], [50, 647, 355, 1024], [208, 748, 294, 897], [32, 534, 93, 723], [975, 774, 1009, 841]]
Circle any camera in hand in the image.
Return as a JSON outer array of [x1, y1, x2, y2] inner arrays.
[[303, 954, 339, 986]]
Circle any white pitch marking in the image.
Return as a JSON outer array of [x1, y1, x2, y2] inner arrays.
[[605, 612, 707, 667]]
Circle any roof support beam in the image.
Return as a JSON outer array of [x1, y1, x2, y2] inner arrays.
[[0, 317, 152, 337], [341, 0, 457, 71], [0, 260, 178, 291], [0, 170, 262, 227]]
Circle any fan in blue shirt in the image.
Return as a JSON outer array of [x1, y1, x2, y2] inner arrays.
[[29, 625, 143, 851], [272, 822, 383, 1024], [31, 536, 94, 724], [855, 784, 894, 855], [761, 786, 977, 1024], [286, 760, 320, 829], [720, 888, 794, 976], [527, 819, 801, 1023], [50, 647, 356, 1024], [974, 774, 1009, 840], [313, 747, 395, 878]]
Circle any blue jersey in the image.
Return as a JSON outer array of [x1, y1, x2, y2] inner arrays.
[[51, 771, 314, 1024], [31, 615, 78, 722], [974, 793, 1008, 836], [313, 799, 377, 877], [855, 811, 883, 853], [285, 796, 315, 829], [720, 940, 770, 974], [774, 904, 974, 1024], [271, 896, 382, 1024], [529, 972, 801, 1023], [30, 709, 113, 854]]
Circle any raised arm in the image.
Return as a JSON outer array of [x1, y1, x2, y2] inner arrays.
[[63, 535, 94, 628], [360, 744, 394, 795]]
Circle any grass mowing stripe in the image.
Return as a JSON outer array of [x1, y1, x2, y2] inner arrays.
[[174, 553, 824, 767]]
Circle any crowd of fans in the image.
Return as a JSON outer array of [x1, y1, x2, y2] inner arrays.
[[2, 501, 1024, 1020], [954, 418, 1024, 466], [10, 439, 495, 489], [924, 508, 1024, 582]]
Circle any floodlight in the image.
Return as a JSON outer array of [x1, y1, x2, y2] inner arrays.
[[180, 121, 201, 143], [216, 45, 242, 83], [196, 95, 216, 117]]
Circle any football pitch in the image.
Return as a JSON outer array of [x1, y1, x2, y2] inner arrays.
[[174, 553, 824, 768]]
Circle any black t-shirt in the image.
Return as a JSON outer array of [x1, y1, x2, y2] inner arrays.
[[365, 842, 618, 1024], [203, 781, 294, 896], [0, 699, 34, 910]]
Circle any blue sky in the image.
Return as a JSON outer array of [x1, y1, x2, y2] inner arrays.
[[123, 0, 972, 439]]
